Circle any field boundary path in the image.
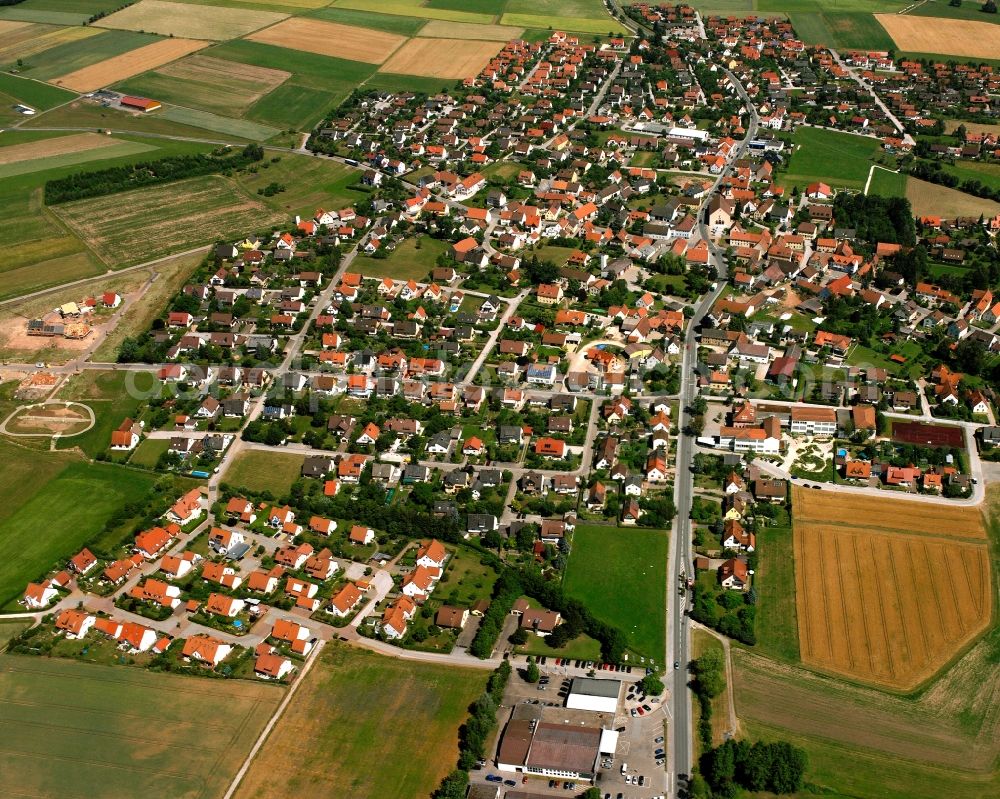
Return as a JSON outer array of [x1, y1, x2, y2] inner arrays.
[[221, 638, 326, 799], [691, 620, 739, 739]]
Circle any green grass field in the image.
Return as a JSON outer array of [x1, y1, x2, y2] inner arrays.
[[353, 236, 449, 281], [0, 0, 124, 25], [210, 40, 376, 129], [53, 173, 287, 268], [308, 5, 428, 35], [223, 449, 305, 496], [235, 152, 369, 218], [867, 166, 908, 198], [0, 72, 75, 111], [0, 447, 155, 606], [331, 0, 495, 24], [753, 524, 799, 662], [787, 11, 894, 49], [0, 655, 282, 799], [128, 437, 169, 469], [783, 126, 885, 191], [518, 630, 603, 660], [56, 370, 156, 458], [564, 524, 668, 659], [0, 138, 158, 180], [909, 0, 1000, 24], [157, 105, 281, 141], [233, 642, 486, 799]]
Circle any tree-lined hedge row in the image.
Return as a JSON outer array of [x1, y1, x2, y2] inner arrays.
[[44, 144, 264, 204]]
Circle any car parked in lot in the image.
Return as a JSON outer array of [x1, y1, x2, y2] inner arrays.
[[485, 775, 501, 783], [654, 736, 664, 744]]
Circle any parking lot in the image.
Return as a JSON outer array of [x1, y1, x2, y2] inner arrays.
[[469, 655, 667, 799]]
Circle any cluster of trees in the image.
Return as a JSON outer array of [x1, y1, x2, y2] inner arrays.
[[909, 159, 1000, 204], [432, 660, 511, 799], [691, 648, 726, 751], [45, 144, 264, 204], [832, 193, 916, 247], [469, 571, 523, 658], [690, 578, 756, 645], [85, 2, 135, 23], [699, 739, 807, 797]]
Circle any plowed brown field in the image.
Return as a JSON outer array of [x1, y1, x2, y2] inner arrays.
[[792, 486, 991, 689]]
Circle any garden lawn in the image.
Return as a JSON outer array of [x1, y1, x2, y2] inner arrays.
[[518, 631, 602, 661], [783, 126, 884, 191], [564, 524, 668, 659], [223, 449, 305, 496], [233, 642, 486, 799], [128, 437, 169, 468], [867, 167, 907, 198], [0, 452, 155, 607], [354, 236, 449, 281]]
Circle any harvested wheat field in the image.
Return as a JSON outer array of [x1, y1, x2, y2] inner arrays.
[[52, 38, 208, 92], [96, 0, 286, 41], [792, 486, 991, 690], [53, 175, 286, 267], [792, 485, 987, 540], [379, 37, 504, 79], [0, 133, 123, 165], [907, 176, 1000, 219], [419, 20, 525, 41], [875, 14, 1000, 61], [246, 17, 406, 64]]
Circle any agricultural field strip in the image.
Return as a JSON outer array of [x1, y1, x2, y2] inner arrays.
[[95, 0, 287, 40], [795, 521, 990, 688], [379, 37, 505, 79], [0, 22, 99, 62], [0, 133, 121, 166], [245, 17, 408, 64], [875, 14, 1000, 60], [52, 38, 209, 93]]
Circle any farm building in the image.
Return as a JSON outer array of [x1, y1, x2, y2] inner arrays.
[[120, 95, 162, 113], [565, 677, 621, 714]]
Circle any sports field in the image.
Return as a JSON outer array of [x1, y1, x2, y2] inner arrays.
[[52, 37, 208, 92], [792, 486, 990, 690], [0, 447, 155, 607], [96, 0, 287, 40], [783, 126, 885, 191], [246, 17, 407, 64], [0, 655, 282, 799], [223, 449, 306, 496], [876, 14, 1000, 60], [233, 643, 485, 799], [379, 37, 503, 79], [563, 524, 668, 659], [117, 54, 290, 117], [53, 174, 286, 267]]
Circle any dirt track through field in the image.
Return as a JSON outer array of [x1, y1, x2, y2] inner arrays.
[[379, 37, 504, 79], [0, 133, 123, 165], [876, 14, 1000, 60], [792, 486, 991, 689], [246, 17, 407, 64], [52, 38, 208, 92]]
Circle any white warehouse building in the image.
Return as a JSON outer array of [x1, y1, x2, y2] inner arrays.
[[566, 677, 621, 714]]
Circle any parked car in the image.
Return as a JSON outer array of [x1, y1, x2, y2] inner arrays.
[[485, 775, 501, 783]]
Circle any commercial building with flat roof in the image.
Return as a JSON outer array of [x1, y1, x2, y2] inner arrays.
[[566, 677, 621, 714]]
